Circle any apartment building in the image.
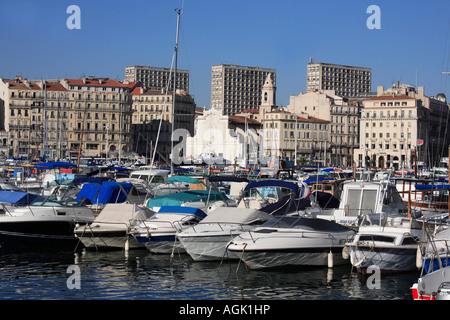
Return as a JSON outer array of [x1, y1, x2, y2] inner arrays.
[[130, 87, 196, 162], [211, 64, 276, 115], [287, 89, 360, 166], [125, 65, 189, 93], [306, 59, 371, 98], [261, 109, 330, 164], [354, 83, 449, 169], [0, 76, 136, 160]]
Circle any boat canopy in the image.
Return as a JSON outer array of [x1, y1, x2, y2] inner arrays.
[[208, 176, 249, 183], [72, 177, 114, 184], [0, 191, 39, 205], [414, 184, 450, 190], [167, 176, 202, 184], [157, 205, 207, 219], [76, 181, 133, 204], [244, 180, 299, 192], [94, 203, 153, 224], [147, 190, 228, 208], [34, 161, 76, 169]]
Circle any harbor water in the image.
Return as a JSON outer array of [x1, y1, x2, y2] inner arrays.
[[0, 248, 419, 300]]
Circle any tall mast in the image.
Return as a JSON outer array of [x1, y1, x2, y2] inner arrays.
[[171, 8, 181, 176]]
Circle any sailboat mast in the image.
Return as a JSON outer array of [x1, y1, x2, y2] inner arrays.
[[170, 8, 181, 176]]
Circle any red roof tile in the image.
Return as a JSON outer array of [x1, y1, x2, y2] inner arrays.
[[229, 115, 261, 125], [66, 78, 130, 88], [365, 95, 416, 101]]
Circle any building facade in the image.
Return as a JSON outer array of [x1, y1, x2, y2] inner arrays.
[[211, 64, 276, 115], [353, 83, 449, 169], [306, 59, 371, 98], [130, 87, 196, 164], [0, 76, 136, 160], [125, 65, 189, 93], [287, 89, 360, 167], [261, 109, 330, 165]]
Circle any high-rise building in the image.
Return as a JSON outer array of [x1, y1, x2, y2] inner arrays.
[[125, 65, 189, 93], [211, 64, 276, 115], [306, 59, 371, 97]]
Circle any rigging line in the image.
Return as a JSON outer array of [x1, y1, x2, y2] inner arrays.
[[440, 18, 450, 91], [150, 52, 175, 167]]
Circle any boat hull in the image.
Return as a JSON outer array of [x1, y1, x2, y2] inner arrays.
[[411, 266, 450, 300], [0, 215, 93, 250], [178, 230, 250, 261], [347, 245, 418, 273], [74, 229, 144, 250], [232, 247, 348, 269]]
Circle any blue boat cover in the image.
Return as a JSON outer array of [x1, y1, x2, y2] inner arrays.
[[76, 181, 133, 204], [244, 179, 299, 192], [0, 191, 39, 205], [157, 206, 207, 219], [414, 184, 450, 190], [34, 161, 76, 169]]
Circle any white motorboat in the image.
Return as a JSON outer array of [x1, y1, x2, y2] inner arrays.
[[177, 180, 309, 261], [303, 180, 411, 227], [227, 216, 355, 269], [128, 168, 190, 197], [177, 207, 273, 261], [344, 213, 422, 273], [73, 203, 154, 250], [0, 191, 96, 250], [130, 206, 207, 254]]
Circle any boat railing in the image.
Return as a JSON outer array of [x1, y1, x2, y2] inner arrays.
[[190, 222, 248, 233], [136, 215, 197, 233], [0, 203, 13, 216]]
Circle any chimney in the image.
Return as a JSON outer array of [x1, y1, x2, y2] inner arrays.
[[418, 86, 424, 97], [377, 86, 384, 96]]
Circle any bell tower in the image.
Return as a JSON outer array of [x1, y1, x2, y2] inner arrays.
[[259, 73, 276, 119]]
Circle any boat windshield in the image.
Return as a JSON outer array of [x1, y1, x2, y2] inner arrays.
[[30, 195, 86, 207], [346, 189, 377, 216]]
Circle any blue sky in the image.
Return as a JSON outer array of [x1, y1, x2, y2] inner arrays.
[[0, 0, 449, 108]]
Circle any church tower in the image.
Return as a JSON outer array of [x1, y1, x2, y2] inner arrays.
[[259, 73, 276, 119]]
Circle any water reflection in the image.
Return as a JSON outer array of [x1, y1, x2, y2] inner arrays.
[[0, 249, 419, 300]]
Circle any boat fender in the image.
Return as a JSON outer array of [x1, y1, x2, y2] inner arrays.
[[416, 246, 423, 269], [342, 246, 349, 260], [125, 237, 130, 252], [350, 249, 355, 265], [328, 250, 333, 268]]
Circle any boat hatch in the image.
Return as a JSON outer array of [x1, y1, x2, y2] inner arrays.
[[56, 211, 66, 216], [359, 235, 395, 243], [401, 237, 417, 245]]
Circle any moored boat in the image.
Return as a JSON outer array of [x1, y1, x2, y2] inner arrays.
[[0, 191, 96, 250], [130, 206, 207, 254], [73, 203, 154, 250], [177, 180, 310, 261], [344, 213, 422, 273], [227, 216, 355, 269]]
